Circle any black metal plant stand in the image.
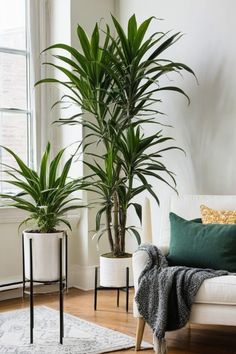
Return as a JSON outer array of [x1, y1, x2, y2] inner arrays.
[[22, 232, 68, 345], [94, 266, 132, 313]]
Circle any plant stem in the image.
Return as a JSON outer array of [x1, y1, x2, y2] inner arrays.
[[120, 169, 133, 253], [113, 191, 120, 256], [106, 206, 114, 252], [119, 208, 126, 254]]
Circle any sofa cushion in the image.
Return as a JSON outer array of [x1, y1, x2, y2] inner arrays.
[[195, 275, 236, 305], [167, 212, 236, 272], [200, 204, 236, 224], [159, 195, 236, 249]]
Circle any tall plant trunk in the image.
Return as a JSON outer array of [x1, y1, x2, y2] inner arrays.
[[119, 208, 126, 254], [113, 191, 120, 256], [106, 206, 114, 252]]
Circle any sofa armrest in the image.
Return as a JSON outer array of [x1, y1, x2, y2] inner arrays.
[[132, 244, 169, 317]]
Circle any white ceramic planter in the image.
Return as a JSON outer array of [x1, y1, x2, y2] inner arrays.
[[100, 255, 134, 287], [23, 231, 65, 282]]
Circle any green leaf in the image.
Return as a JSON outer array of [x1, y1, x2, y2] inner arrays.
[[137, 173, 160, 205], [111, 14, 131, 63], [92, 226, 107, 241], [42, 62, 82, 88], [130, 203, 142, 224], [53, 55, 87, 77], [157, 85, 190, 104], [42, 43, 83, 63], [128, 14, 137, 44], [49, 147, 65, 187], [133, 17, 154, 52], [96, 206, 106, 231], [128, 227, 141, 245], [57, 218, 72, 230], [2, 180, 39, 200], [77, 24, 92, 60], [0, 194, 36, 211], [40, 142, 50, 189], [18, 217, 33, 231], [58, 157, 73, 187], [91, 23, 99, 60], [0, 146, 36, 184], [148, 32, 182, 60], [58, 204, 83, 215]]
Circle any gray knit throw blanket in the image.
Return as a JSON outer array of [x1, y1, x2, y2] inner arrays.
[[135, 244, 229, 354]]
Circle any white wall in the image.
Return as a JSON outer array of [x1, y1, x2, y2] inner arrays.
[[117, 0, 236, 244], [0, 210, 26, 286]]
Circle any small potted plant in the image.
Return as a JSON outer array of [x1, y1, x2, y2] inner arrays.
[[0, 142, 83, 282]]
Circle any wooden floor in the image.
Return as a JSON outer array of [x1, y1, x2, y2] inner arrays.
[[0, 288, 236, 353]]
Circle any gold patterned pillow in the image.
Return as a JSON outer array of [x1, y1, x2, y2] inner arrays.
[[200, 204, 236, 224]]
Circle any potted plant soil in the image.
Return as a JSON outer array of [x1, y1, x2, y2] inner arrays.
[[37, 15, 194, 286], [0, 142, 83, 282]]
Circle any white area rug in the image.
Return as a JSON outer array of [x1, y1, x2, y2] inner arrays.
[[0, 306, 151, 353]]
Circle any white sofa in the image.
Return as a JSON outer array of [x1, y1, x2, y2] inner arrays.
[[133, 195, 236, 350]]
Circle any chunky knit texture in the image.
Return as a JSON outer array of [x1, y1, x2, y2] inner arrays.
[[135, 244, 229, 353]]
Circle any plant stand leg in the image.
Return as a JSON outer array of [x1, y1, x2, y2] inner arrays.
[[135, 317, 146, 351], [126, 267, 129, 313], [59, 238, 64, 344], [65, 232, 68, 293], [29, 238, 34, 344], [22, 233, 26, 299], [117, 289, 120, 307], [94, 267, 98, 311]]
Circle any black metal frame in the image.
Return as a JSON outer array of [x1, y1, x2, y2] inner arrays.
[[22, 232, 68, 345], [94, 266, 132, 313]]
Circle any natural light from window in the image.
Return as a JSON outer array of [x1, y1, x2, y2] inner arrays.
[[0, 0, 33, 195]]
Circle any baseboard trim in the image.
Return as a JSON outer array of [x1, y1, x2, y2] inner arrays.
[[0, 264, 97, 301], [0, 288, 23, 302], [0, 283, 64, 302]]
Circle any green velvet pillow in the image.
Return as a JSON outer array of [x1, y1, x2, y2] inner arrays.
[[167, 212, 236, 272]]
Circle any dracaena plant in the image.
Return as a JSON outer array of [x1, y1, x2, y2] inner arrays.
[[37, 15, 195, 256], [0, 143, 82, 233]]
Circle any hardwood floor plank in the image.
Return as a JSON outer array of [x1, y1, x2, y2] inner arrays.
[[0, 288, 236, 353]]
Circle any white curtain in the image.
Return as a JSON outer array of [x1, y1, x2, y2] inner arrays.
[[28, 0, 50, 164]]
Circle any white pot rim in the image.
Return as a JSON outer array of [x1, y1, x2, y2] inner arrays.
[[23, 230, 65, 237], [100, 253, 132, 259]]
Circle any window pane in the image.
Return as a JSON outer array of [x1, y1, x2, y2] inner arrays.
[[0, 111, 28, 193], [0, 53, 27, 110], [0, 0, 26, 50]]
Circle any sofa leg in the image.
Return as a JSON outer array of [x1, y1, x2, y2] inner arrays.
[[135, 317, 146, 351]]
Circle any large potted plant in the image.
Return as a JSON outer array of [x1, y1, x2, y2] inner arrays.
[[0, 143, 82, 281], [37, 15, 194, 286]]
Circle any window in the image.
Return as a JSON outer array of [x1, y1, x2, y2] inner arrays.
[[0, 0, 33, 194]]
